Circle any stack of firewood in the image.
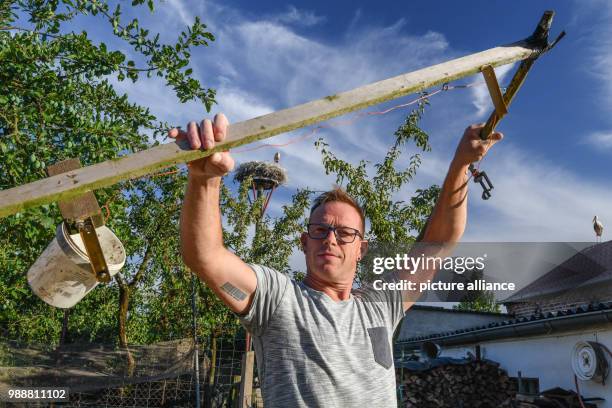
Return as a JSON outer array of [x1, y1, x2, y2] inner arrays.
[[396, 360, 517, 408]]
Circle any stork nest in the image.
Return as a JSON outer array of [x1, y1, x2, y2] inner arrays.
[[233, 161, 287, 190]]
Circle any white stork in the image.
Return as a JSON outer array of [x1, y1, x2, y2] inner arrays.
[[593, 216, 604, 242]]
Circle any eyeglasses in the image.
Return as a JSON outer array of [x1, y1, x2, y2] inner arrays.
[[306, 223, 363, 244]]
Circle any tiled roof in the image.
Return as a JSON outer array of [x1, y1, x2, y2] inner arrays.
[[398, 301, 612, 345], [410, 304, 511, 317], [502, 240, 612, 303]]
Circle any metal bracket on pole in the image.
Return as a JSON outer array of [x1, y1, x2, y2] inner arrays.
[[468, 64, 507, 200], [479, 10, 565, 141], [75, 216, 111, 283], [470, 10, 565, 200], [47, 159, 111, 283], [481, 65, 508, 119]]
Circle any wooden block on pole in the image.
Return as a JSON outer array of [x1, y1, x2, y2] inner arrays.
[[239, 351, 255, 408], [46, 159, 104, 228], [481, 65, 508, 117]]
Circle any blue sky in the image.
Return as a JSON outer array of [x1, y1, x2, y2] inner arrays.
[[61, 1, 612, 257]]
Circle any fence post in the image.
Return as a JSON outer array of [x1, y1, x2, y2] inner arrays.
[[239, 351, 255, 408], [192, 275, 201, 407]]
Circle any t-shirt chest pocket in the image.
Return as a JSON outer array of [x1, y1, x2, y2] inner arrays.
[[367, 326, 393, 369]]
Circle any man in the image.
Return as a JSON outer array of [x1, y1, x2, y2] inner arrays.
[[169, 114, 502, 407]]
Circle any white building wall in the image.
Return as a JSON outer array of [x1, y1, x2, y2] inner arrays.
[[440, 326, 612, 407]]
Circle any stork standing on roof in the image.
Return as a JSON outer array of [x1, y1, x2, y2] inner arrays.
[[593, 216, 604, 242]]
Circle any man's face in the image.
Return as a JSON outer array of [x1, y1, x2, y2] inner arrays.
[[300, 201, 367, 284]]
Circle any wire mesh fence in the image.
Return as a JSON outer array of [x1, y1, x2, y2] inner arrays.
[[0, 334, 264, 408]]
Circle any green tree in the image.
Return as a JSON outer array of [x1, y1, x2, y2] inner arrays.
[[453, 290, 501, 313], [0, 0, 215, 344], [453, 268, 501, 313]]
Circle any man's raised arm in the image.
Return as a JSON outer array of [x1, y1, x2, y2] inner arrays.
[[170, 114, 256, 314], [399, 124, 503, 311]]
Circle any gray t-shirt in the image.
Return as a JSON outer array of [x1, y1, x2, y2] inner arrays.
[[239, 264, 404, 407]]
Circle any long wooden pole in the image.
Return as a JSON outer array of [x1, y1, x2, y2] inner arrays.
[[0, 32, 548, 218]]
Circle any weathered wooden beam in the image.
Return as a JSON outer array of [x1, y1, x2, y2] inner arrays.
[[0, 18, 553, 218]]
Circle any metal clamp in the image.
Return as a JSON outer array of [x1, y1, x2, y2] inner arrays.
[[74, 217, 111, 283], [469, 164, 493, 200], [48, 159, 111, 283]]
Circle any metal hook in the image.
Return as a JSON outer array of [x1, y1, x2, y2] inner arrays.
[[469, 164, 494, 200]]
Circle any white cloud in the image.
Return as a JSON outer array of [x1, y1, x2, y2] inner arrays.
[[569, 0, 612, 155], [463, 145, 612, 242], [219, 17, 450, 108], [111, 0, 453, 155], [573, 0, 612, 111], [588, 3, 612, 107], [272, 5, 326, 27], [176, 4, 456, 204], [583, 131, 612, 149], [216, 85, 274, 122], [165, 0, 194, 27]]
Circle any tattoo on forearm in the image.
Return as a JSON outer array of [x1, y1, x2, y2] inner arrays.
[[220, 282, 247, 301]]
